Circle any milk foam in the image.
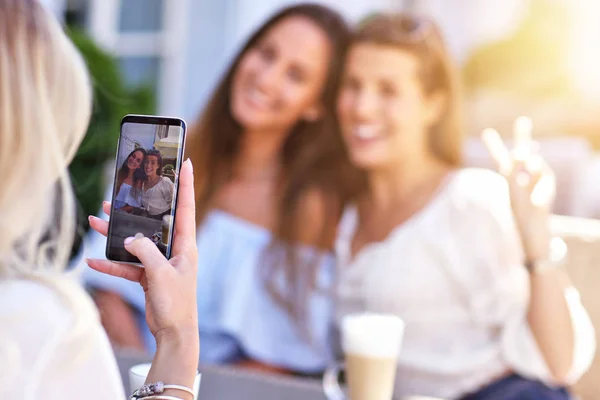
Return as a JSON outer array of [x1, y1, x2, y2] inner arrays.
[[342, 313, 404, 359]]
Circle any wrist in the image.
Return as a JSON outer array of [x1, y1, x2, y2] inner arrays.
[[520, 228, 551, 262], [155, 326, 198, 364], [146, 327, 199, 395], [155, 325, 198, 347], [155, 325, 200, 352], [524, 237, 567, 274]]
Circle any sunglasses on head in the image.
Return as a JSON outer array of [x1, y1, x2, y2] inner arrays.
[[358, 13, 433, 42]]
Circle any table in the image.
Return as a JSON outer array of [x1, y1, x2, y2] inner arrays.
[[110, 210, 166, 255], [112, 210, 162, 241], [115, 350, 329, 400]]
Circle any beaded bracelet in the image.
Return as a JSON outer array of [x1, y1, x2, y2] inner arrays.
[[142, 396, 185, 400], [130, 381, 194, 399]]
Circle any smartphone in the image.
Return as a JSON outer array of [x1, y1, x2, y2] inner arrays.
[[105, 114, 187, 264]]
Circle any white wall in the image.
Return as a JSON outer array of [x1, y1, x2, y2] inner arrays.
[[225, 0, 400, 59], [181, 0, 230, 120], [224, 0, 529, 65], [181, 0, 531, 120], [413, 0, 526, 62], [182, 0, 402, 120]]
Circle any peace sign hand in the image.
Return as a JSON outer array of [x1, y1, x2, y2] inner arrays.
[[482, 116, 555, 262]]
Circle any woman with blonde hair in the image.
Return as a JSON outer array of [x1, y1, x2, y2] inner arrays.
[[0, 1, 199, 399], [333, 14, 595, 399]]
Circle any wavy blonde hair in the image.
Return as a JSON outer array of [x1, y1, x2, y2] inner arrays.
[[0, 0, 92, 276], [0, 1, 94, 391]]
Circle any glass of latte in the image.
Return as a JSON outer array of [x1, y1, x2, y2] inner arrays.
[[323, 313, 404, 400], [161, 214, 172, 246]]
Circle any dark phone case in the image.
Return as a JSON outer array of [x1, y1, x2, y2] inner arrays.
[[105, 114, 187, 265]]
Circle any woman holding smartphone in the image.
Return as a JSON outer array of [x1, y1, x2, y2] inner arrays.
[[114, 148, 146, 212], [332, 14, 595, 399], [83, 3, 355, 375], [0, 1, 199, 399], [139, 149, 174, 220]]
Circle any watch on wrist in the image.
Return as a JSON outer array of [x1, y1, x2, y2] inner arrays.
[[525, 237, 568, 274]]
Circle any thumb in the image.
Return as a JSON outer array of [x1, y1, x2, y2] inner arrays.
[[124, 237, 171, 274]]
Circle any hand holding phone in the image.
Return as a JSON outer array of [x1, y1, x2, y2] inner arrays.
[[87, 158, 198, 332], [86, 158, 199, 391]]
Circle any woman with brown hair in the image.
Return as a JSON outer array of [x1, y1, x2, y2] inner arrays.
[[113, 148, 146, 212], [139, 149, 174, 220], [333, 14, 595, 399], [84, 3, 355, 374]]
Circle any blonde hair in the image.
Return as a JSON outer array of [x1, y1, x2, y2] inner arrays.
[[0, 1, 94, 391], [354, 13, 463, 166], [0, 0, 92, 276]]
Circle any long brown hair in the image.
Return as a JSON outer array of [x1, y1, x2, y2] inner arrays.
[[354, 13, 463, 167], [185, 4, 355, 320], [145, 149, 164, 176], [116, 148, 146, 194]]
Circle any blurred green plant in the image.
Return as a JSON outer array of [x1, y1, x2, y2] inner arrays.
[[462, 0, 574, 98], [67, 28, 155, 236]]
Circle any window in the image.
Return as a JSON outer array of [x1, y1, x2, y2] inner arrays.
[[119, 0, 164, 32], [119, 56, 161, 91]]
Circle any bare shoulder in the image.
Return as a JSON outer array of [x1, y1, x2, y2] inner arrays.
[[296, 187, 342, 249]]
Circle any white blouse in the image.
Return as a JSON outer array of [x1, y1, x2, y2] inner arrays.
[[335, 168, 596, 399], [0, 276, 125, 400], [141, 176, 174, 216]]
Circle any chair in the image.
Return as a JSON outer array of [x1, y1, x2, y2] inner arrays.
[[551, 215, 600, 399]]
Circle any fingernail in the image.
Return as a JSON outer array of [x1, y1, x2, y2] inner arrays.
[[88, 215, 94, 222], [124, 237, 135, 246], [185, 158, 193, 172], [134, 232, 144, 239], [84, 258, 90, 265]]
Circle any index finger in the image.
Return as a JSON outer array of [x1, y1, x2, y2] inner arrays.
[[172, 159, 197, 255], [481, 128, 511, 175], [513, 116, 533, 160]]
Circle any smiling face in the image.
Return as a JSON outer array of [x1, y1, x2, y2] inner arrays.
[[127, 150, 144, 171], [144, 155, 160, 178], [337, 43, 444, 170], [230, 15, 332, 134]]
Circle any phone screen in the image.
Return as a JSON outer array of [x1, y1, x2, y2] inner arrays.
[[106, 115, 186, 264]]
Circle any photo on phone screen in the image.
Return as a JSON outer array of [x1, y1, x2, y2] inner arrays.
[[106, 115, 186, 264]]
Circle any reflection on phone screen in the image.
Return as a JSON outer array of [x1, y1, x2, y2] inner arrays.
[[106, 118, 184, 263]]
